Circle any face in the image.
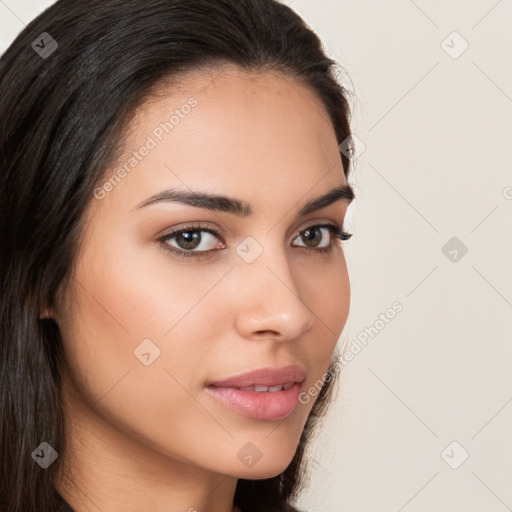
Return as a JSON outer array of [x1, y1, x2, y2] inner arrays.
[[52, 65, 352, 480]]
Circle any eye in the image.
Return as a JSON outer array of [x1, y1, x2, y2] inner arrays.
[[158, 223, 224, 258], [292, 223, 352, 254]]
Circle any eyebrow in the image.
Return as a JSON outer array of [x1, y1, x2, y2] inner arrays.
[[134, 184, 354, 217]]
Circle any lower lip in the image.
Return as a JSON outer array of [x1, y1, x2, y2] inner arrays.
[[204, 382, 303, 421]]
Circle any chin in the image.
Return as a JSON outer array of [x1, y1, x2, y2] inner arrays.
[[234, 460, 294, 480]]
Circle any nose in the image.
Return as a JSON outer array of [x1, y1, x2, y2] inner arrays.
[[232, 244, 315, 342]]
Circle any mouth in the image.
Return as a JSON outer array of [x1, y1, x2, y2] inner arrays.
[[204, 365, 307, 421]]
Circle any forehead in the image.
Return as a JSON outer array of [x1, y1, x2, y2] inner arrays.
[[122, 64, 338, 160], [96, 65, 346, 216]]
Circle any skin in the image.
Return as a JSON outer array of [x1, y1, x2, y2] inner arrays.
[[48, 65, 352, 512]]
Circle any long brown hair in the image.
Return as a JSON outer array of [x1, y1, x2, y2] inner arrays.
[[0, 1, 353, 510]]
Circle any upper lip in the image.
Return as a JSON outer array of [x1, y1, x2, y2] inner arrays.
[[207, 365, 307, 388]]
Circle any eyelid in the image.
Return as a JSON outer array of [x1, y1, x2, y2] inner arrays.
[[157, 221, 225, 241], [293, 217, 342, 236], [157, 219, 345, 242]]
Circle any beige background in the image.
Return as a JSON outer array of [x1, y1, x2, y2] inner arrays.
[[1, 1, 511, 511]]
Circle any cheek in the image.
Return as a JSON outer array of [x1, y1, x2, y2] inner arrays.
[[57, 246, 240, 463], [304, 250, 350, 344], [61, 234, 234, 381], [297, 251, 350, 401], [70, 225, 229, 338], [319, 251, 350, 327]]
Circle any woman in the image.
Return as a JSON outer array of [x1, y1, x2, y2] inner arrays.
[[0, 0, 356, 511]]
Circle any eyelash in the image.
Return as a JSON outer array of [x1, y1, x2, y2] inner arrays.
[[157, 222, 353, 259]]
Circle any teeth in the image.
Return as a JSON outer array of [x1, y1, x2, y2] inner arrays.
[[237, 382, 294, 392]]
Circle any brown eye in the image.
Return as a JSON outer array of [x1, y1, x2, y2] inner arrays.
[[300, 227, 324, 247], [293, 225, 333, 249], [173, 231, 202, 250], [158, 225, 225, 258]]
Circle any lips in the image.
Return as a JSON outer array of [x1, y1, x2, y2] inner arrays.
[[204, 365, 308, 420], [206, 365, 307, 389]]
